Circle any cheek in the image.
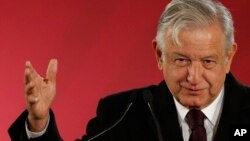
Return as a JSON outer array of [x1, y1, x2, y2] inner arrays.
[[163, 65, 187, 81], [204, 69, 226, 94], [163, 66, 187, 91]]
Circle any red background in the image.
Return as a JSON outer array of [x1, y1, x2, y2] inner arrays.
[[1, 0, 250, 140]]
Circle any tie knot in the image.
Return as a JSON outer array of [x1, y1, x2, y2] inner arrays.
[[186, 109, 205, 129]]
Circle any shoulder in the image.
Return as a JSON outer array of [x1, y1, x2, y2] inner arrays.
[[225, 72, 250, 97], [95, 83, 160, 121], [225, 73, 250, 120]]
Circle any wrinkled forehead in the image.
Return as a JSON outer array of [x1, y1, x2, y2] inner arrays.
[[165, 22, 226, 49]]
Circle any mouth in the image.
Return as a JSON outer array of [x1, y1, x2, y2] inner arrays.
[[186, 88, 203, 91], [182, 87, 207, 95], [179, 82, 208, 95]]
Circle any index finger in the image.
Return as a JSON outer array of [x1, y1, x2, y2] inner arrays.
[[24, 61, 39, 84]]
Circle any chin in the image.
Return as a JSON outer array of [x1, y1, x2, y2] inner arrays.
[[180, 99, 205, 109]]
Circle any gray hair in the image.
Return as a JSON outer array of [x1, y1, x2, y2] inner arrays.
[[155, 0, 234, 50]]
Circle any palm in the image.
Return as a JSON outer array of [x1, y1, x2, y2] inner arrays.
[[27, 77, 56, 119]]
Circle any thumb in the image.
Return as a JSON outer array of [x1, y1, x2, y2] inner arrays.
[[46, 59, 58, 82]]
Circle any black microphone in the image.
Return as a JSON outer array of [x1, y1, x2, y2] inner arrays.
[[85, 90, 137, 141], [143, 89, 164, 141]]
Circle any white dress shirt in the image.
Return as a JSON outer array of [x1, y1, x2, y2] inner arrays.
[[173, 86, 225, 141]]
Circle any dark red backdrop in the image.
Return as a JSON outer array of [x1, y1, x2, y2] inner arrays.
[[1, 0, 250, 140]]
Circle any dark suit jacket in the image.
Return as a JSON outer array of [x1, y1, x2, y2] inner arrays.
[[8, 73, 250, 141]]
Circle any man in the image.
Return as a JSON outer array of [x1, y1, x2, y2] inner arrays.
[[9, 0, 250, 141]]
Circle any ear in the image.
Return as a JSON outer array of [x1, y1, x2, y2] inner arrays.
[[225, 43, 237, 73], [152, 39, 163, 70]]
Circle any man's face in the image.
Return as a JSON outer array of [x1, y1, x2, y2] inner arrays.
[[153, 23, 237, 109]]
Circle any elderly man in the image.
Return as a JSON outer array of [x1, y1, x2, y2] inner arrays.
[[9, 0, 250, 141]]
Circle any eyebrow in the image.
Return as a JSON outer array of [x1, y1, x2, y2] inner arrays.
[[201, 55, 219, 60], [171, 52, 219, 59], [172, 52, 188, 57]]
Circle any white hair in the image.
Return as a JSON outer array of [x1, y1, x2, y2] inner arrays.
[[155, 0, 234, 50]]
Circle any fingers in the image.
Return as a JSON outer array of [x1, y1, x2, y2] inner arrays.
[[24, 61, 40, 85], [24, 60, 42, 100], [24, 61, 32, 84], [46, 59, 58, 83], [24, 59, 58, 100], [27, 94, 39, 104], [25, 81, 39, 104]]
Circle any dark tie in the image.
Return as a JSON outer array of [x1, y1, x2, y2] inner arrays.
[[186, 109, 207, 141]]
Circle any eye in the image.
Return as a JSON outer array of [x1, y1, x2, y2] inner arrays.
[[174, 58, 190, 67], [203, 59, 217, 69]]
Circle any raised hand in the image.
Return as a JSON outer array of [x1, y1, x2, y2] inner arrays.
[[24, 59, 58, 132]]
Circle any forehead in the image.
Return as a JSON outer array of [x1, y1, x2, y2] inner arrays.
[[165, 23, 226, 56]]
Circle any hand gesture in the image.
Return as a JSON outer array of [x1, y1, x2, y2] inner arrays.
[[24, 59, 58, 132]]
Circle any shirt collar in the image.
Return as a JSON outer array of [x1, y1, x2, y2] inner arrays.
[[173, 86, 225, 126], [201, 86, 224, 126]]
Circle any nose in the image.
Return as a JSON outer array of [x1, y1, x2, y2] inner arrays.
[[186, 61, 203, 85]]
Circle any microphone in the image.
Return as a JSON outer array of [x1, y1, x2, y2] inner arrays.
[[143, 89, 164, 141], [85, 90, 137, 141]]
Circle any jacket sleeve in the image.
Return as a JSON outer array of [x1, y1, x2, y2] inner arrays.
[[8, 110, 63, 141]]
